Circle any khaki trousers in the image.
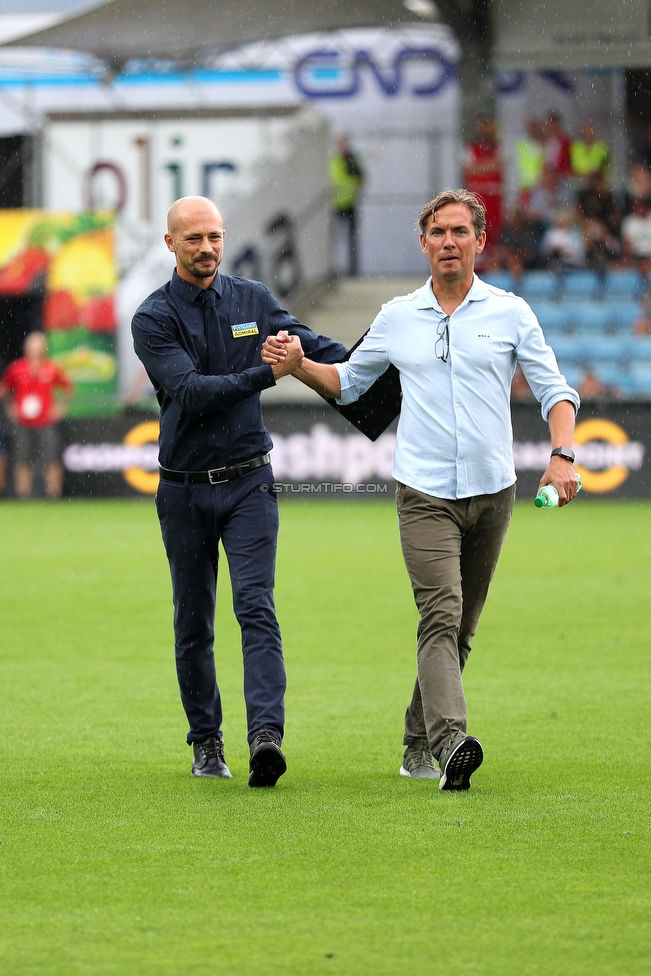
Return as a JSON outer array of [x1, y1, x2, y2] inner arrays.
[[396, 482, 516, 761]]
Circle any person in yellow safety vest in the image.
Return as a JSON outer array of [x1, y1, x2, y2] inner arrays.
[[571, 120, 611, 184], [515, 118, 545, 205], [330, 135, 365, 276]]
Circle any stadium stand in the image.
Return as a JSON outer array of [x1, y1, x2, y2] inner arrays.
[[483, 269, 651, 399]]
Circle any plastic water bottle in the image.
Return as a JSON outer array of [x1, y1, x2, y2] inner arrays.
[[534, 473, 582, 508]]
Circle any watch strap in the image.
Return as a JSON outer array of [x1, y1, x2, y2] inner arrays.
[[550, 446, 575, 463]]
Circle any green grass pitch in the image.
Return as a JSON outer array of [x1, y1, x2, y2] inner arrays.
[[0, 497, 650, 975]]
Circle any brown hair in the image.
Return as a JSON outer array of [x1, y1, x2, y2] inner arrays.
[[417, 189, 487, 238]]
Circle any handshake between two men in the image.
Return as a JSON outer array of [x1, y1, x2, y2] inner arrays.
[[135, 191, 577, 792], [264, 331, 342, 399]]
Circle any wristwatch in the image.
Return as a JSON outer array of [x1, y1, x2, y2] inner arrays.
[[550, 446, 575, 463]]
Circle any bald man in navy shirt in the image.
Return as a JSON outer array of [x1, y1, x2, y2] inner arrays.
[[133, 196, 346, 786]]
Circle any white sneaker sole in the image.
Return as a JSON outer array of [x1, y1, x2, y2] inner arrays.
[[399, 764, 440, 780]]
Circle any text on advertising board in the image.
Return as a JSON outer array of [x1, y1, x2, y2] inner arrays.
[[62, 417, 646, 497]]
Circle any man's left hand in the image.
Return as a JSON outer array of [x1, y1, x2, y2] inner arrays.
[[262, 331, 291, 365], [538, 456, 580, 507], [270, 334, 304, 379]]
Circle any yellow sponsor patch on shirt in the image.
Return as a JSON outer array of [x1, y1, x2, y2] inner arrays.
[[231, 321, 259, 338]]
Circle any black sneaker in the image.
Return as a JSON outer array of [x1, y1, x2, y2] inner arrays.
[[438, 735, 483, 791], [248, 729, 286, 788], [192, 737, 233, 779]]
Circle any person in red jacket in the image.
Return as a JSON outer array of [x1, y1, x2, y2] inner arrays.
[[0, 332, 73, 498], [462, 117, 504, 241], [543, 111, 572, 178]]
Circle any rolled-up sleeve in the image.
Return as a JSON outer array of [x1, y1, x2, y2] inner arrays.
[[514, 301, 580, 421]]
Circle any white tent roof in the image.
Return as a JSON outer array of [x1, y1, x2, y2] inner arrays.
[[0, 0, 422, 63]]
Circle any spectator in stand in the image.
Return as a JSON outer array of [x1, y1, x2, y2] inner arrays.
[[541, 209, 586, 270], [575, 172, 621, 274], [543, 111, 572, 179], [570, 121, 611, 186], [515, 118, 545, 206], [330, 135, 365, 276], [577, 172, 621, 236], [527, 169, 575, 229], [499, 207, 544, 276], [463, 117, 504, 240], [0, 332, 73, 499], [621, 197, 651, 269], [633, 295, 651, 335], [582, 216, 620, 274], [622, 163, 651, 215], [637, 123, 651, 171], [576, 370, 611, 401]]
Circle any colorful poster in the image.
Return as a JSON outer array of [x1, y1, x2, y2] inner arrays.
[[0, 209, 118, 417]]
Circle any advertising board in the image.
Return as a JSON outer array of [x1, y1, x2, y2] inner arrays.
[[57, 402, 649, 500]]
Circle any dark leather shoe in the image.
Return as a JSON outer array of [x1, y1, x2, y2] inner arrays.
[[248, 729, 286, 788], [192, 737, 233, 778]]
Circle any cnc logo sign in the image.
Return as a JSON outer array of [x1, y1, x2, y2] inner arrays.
[[294, 46, 455, 99]]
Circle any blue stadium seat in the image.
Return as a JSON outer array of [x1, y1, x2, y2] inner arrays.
[[481, 271, 514, 292], [613, 371, 638, 398], [629, 363, 651, 396], [547, 335, 583, 362], [518, 270, 558, 301], [613, 300, 642, 332], [592, 365, 638, 398], [562, 270, 602, 299], [566, 302, 613, 333], [530, 301, 569, 334], [592, 364, 627, 387], [562, 301, 583, 332], [604, 269, 643, 299], [588, 365, 628, 397], [558, 364, 583, 387], [627, 336, 651, 361], [582, 336, 626, 362], [598, 363, 637, 399]]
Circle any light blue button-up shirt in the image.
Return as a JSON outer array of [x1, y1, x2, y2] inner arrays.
[[335, 274, 580, 499]]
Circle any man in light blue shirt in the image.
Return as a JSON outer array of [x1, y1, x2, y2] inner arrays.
[[263, 189, 580, 792]]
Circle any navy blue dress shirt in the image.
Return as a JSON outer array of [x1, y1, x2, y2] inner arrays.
[[132, 269, 347, 471]]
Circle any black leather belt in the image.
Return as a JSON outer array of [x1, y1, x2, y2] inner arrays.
[[159, 454, 271, 485]]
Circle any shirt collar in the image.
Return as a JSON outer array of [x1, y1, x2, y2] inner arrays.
[[414, 273, 490, 312], [170, 268, 223, 303]]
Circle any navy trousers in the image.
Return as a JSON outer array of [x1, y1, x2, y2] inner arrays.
[[155, 464, 285, 745]]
